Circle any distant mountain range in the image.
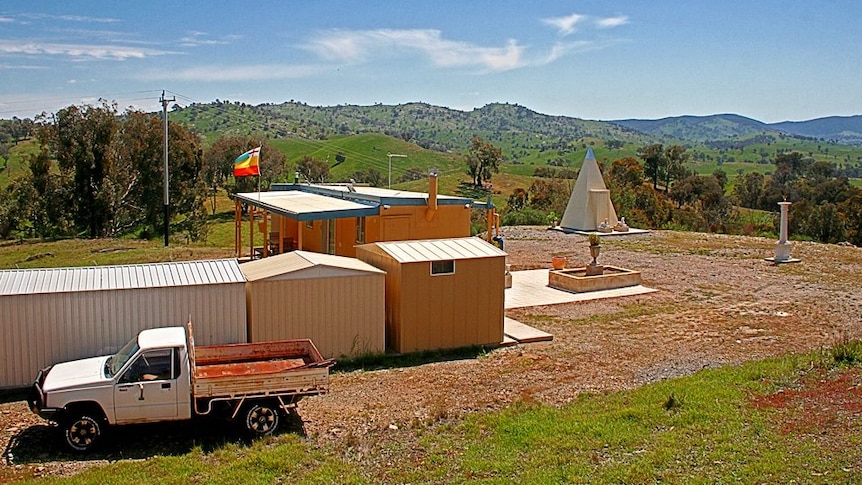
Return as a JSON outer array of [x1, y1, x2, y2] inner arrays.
[[172, 100, 862, 150], [612, 114, 862, 146]]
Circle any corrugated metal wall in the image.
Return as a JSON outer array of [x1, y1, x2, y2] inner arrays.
[[0, 283, 246, 389], [247, 274, 385, 358]]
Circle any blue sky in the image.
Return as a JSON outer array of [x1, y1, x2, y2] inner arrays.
[[1, 1, 860, 123]]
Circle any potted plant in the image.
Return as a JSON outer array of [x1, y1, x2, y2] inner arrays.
[[588, 233, 601, 265], [551, 255, 566, 270]]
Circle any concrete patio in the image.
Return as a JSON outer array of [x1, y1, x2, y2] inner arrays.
[[505, 268, 657, 310]]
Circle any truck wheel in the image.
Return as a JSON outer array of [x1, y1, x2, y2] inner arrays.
[[64, 415, 102, 452], [245, 403, 280, 436]]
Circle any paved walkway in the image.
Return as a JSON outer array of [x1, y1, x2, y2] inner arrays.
[[505, 269, 658, 310], [503, 317, 553, 344]]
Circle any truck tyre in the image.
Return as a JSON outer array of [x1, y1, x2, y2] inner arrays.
[[245, 403, 280, 436], [63, 415, 102, 452]]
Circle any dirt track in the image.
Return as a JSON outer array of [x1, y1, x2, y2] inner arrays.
[[2, 228, 861, 481]]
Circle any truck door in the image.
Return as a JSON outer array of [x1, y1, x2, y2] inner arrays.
[[114, 348, 179, 423]]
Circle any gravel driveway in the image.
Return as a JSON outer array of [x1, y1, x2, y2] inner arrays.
[[2, 228, 860, 482]]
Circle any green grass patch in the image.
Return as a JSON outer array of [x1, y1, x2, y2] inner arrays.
[[0, 140, 39, 189], [19, 344, 861, 484], [26, 436, 366, 485], [0, 238, 234, 270], [397, 351, 861, 484]]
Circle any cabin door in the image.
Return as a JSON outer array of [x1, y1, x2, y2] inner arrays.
[[113, 348, 180, 423], [321, 219, 336, 254]]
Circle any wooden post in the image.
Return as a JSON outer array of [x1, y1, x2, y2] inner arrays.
[[234, 199, 242, 258], [249, 206, 254, 259], [262, 211, 269, 258], [296, 219, 303, 251]]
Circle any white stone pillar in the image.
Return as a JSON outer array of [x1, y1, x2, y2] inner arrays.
[[774, 201, 792, 261], [778, 201, 790, 244]]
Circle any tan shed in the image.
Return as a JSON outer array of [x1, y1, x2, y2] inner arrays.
[[356, 237, 507, 353], [240, 250, 386, 359], [0, 260, 247, 390]]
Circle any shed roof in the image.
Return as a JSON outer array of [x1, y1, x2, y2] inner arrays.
[[0, 259, 245, 296], [235, 190, 380, 221], [240, 250, 385, 282], [359, 237, 507, 263]]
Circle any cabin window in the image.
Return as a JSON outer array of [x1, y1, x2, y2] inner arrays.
[[119, 348, 175, 383], [430, 260, 455, 275], [306, 220, 314, 229], [356, 217, 366, 244]]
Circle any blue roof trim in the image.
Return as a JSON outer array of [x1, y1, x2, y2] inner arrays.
[[270, 183, 476, 207]]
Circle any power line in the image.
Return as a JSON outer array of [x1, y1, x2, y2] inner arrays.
[[0, 90, 163, 116]]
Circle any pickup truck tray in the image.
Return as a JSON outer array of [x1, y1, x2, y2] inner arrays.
[[191, 338, 332, 399], [195, 359, 307, 379]]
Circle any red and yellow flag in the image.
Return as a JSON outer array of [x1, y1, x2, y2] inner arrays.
[[234, 147, 261, 177]]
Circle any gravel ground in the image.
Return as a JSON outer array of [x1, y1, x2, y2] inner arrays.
[[2, 228, 861, 482]]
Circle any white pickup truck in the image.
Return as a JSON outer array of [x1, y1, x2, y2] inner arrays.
[[28, 323, 332, 452]]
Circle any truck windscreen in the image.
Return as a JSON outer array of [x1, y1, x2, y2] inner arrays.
[[106, 337, 140, 377]]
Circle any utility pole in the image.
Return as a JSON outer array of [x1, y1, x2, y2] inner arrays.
[[387, 153, 407, 189], [160, 90, 175, 247]]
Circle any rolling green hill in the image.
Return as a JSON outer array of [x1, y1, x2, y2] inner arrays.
[[613, 114, 771, 142], [169, 101, 862, 191], [269, 133, 465, 183], [5, 102, 858, 197]]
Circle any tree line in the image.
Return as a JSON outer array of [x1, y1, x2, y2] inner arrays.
[[0, 102, 287, 241], [501, 142, 862, 246]]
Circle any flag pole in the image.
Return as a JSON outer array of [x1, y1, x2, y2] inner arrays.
[[257, 146, 262, 200]]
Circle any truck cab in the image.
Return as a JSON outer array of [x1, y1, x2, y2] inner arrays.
[[30, 327, 192, 451], [30, 324, 330, 452]]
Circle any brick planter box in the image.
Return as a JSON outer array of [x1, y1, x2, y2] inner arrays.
[[548, 265, 641, 293]]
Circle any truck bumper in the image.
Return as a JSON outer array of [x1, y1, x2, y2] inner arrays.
[[28, 367, 60, 421], [33, 405, 62, 421]]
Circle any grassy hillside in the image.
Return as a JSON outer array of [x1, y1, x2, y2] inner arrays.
[[169, 101, 862, 192], [0, 140, 38, 187], [17, 345, 861, 484], [269, 133, 464, 183]]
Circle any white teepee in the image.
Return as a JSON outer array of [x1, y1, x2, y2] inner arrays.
[[559, 147, 618, 231]]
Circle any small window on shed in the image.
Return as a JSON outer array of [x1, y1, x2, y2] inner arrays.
[[430, 260, 455, 275]]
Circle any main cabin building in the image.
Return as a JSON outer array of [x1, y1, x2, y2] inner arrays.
[[234, 172, 495, 259]]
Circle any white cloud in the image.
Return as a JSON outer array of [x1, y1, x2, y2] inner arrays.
[[542, 13, 587, 36], [0, 39, 178, 60], [596, 16, 629, 28], [20, 13, 119, 23], [179, 31, 236, 47], [306, 29, 527, 72], [541, 39, 623, 65], [0, 63, 47, 70], [139, 64, 324, 82], [0, 16, 14, 23]]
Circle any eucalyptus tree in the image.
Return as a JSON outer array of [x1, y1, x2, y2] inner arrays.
[[465, 135, 503, 187]]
